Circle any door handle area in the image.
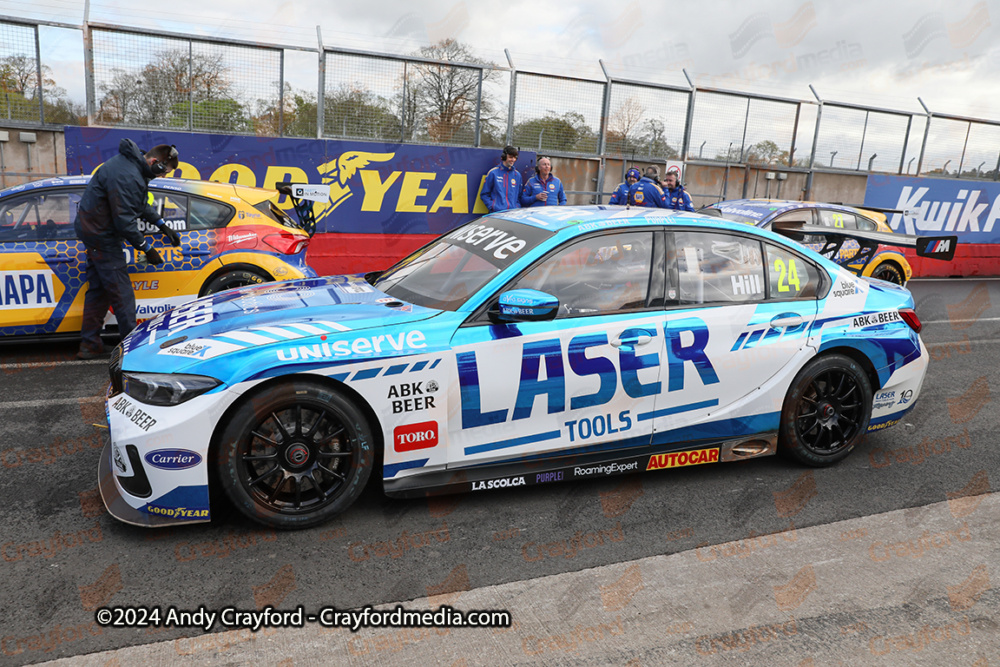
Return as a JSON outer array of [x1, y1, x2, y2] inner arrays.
[[181, 247, 211, 256], [38, 253, 72, 264], [610, 334, 653, 348], [769, 313, 803, 329]]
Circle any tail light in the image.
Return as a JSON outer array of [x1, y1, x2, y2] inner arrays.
[[262, 232, 310, 255], [899, 308, 921, 333]]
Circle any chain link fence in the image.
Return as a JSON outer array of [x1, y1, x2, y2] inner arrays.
[[0, 20, 43, 124], [4, 14, 1000, 180]]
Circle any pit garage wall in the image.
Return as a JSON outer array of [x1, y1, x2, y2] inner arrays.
[[7, 127, 999, 277]]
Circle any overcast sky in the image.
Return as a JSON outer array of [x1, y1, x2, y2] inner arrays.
[[2, 0, 997, 117]]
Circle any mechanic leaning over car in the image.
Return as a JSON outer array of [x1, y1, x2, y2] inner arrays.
[[480, 145, 523, 212], [609, 167, 640, 205], [520, 156, 567, 207], [74, 139, 181, 360], [628, 166, 669, 207], [662, 171, 695, 211]]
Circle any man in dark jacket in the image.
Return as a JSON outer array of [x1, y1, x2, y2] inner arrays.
[[74, 140, 180, 359], [480, 146, 522, 212], [520, 157, 567, 207], [628, 166, 668, 208]]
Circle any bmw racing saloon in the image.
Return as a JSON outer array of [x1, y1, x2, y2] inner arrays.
[[99, 206, 952, 529]]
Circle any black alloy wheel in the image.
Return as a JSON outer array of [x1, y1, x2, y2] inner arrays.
[[870, 262, 905, 285], [217, 381, 374, 528], [779, 354, 872, 466]]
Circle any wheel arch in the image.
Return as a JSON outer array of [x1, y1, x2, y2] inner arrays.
[[198, 263, 274, 297], [863, 254, 909, 284], [208, 373, 386, 478], [813, 345, 881, 392]]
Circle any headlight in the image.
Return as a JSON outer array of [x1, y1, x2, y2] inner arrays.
[[122, 373, 221, 406]]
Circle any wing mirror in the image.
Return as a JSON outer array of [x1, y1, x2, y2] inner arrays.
[[489, 289, 559, 323]]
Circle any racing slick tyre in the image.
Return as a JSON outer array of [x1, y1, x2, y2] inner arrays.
[[870, 262, 905, 285], [216, 380, 374, 529], [201, 268, 269, 296], [778, 354, 872, 467]]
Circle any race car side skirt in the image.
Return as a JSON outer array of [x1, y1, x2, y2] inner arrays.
[[382, 433, 777, 499]]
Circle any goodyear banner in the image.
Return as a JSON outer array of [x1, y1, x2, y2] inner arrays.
[[864, 174, 1000, 244], [64, 127, 536, 236]]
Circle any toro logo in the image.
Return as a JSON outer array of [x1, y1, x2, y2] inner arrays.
[[393, 421, 439, 452], [144, 449, 203, 470]]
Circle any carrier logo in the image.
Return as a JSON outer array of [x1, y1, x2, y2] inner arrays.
[[393, 421, 439, 452], [647, 447, 719, 471], [144, 449, 203, 470], [0, 270, 56, 310]]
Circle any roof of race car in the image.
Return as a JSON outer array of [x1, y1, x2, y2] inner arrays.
[[710, 199, 874, 223], [0, 176, 279, 201], [490, 205, 751, 234]]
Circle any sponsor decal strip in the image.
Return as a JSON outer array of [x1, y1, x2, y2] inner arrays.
[[383, 458, 430, 478], [637, 399, 720, 422], [465, 430, 562, 456]]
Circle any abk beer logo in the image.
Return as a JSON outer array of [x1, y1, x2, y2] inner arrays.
[[393, 421, 439, 452]]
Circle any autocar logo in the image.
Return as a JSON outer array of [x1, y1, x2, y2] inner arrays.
[[393, 421, 438, 452], [144, 449, 203, 470]]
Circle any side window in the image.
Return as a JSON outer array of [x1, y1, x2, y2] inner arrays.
[[673, 231, 764, 305], [855, 215, 878, 232], [144, 193, 189, 235], [817, 209, 857, 229], [509, 231, 654, 317], [768, 209, 821, 245], [765, 243, 821, 299], [0, 191, 80, 241], [188, 198, 233, 230]]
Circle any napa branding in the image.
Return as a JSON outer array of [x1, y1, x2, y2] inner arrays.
[[144, 449, 203, 470], [0, 271, 56, 310]]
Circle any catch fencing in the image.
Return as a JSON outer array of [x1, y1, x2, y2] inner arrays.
[[3, 14, 1000, 181]]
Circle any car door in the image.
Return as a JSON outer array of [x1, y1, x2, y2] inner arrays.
[[647, 228, 823, 445], [0, 187, 86, 334], [448, 229, 665, 466]]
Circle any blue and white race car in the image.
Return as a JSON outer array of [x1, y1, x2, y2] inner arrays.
[[99, 206, 954, 528]]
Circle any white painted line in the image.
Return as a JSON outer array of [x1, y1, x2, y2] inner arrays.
[[923, 317, 1000, 325], [0, 396, 104, 409], [0, 358, 107, 370]]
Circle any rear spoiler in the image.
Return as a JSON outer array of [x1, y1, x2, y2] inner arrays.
[[771, 221, 957, 270], [275, 182, 331, 237]]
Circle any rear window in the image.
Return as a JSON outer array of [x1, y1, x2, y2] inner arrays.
[[707, 205, 767, 225], [254, 201, 303, 231]]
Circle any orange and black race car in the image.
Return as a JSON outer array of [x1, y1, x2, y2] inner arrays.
[[0, 176, 320, 342]]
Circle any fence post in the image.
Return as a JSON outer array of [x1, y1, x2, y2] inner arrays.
[[34, 24, 44, 124], [916, 97, 930, 176], [739, 97, 750, 161], [505, 49, 515, 146], [680, 69, 695, 161], [898, 115, 912, 174], [83, 0, 96, 125], [856, 110, 869, 171], [805, 85, 823, 200], [788, 102, 801, 167], [597, 60, 611, 157], [958, 120, 971, 176], [187, 40, 193, 131], [474, 69, 482, 147], [278, 50, 284, 137], [316, 26, 325, 140], [401, 61, 408, 142]]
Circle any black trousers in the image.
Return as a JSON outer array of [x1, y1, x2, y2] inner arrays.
[[80, 246, 136, 350]]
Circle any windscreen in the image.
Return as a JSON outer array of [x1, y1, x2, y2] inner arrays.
[[374, 219, 553, 311]]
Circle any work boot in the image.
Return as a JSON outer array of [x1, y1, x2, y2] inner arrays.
[[77, 344, 108, 360]]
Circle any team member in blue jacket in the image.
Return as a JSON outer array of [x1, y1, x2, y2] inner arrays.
[[520, 157, 567, 207], [480, 146, 522, 212], [609, 167, 640, 205], [628, 167, 668, 208], [663, 172, 695, 211]]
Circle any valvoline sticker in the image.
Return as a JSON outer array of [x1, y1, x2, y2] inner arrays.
[[144, 449, 202, 470]]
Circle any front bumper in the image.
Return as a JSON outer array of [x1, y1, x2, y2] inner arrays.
[[99, 433, 208, 527]]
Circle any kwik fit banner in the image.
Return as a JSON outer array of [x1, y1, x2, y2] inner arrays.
[[64, 127, 536, 236], [864, 174, 1000, 244]]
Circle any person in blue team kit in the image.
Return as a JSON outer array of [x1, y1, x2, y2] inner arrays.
[[628, 166, 668, 208], [609, 167, 640, 205], [663, 171, 695, 211], [520, 156, 567, 207], [480, 146, 522, 212]]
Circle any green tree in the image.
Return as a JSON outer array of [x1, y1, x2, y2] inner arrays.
[[325, 85, 402, 140], [513, 111, 596, 153], [0, 55, 82, 124]]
